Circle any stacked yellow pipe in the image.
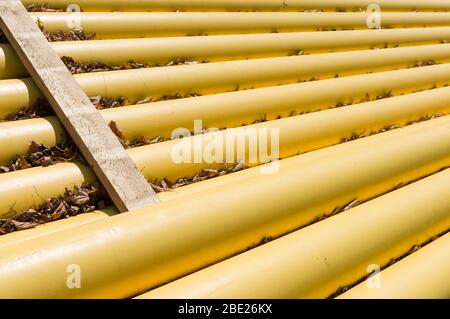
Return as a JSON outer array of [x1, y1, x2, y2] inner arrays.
[[0, 208, 117, 249], [136, 170, 450, 299], [107, 80, 450, 142], [0, 0, 447, 299], [339, 233, 450, 299], [2, 46, 450, 120], [4, 27, 450, 79], [0, 119, 448, 298], [20, 0, 450, 12], [0, 113, 448, 221], [123, 91, 450, 182], [1, 93, 449, 216], [0, 117, 64, 164], [3, 81, 450, 167], [32, 12, 450, 39], [1, 116, 449, 252], [0, 162, 96, 218]]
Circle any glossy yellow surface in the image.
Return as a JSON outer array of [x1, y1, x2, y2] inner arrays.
[[31, 12, 450, 38], [339, 233, 450, 299], [0, 208, 117, 249], [127, 91, 450, 182], [21, 0, 450, 12], [1, 100, 449, 216], [137, 170, 450, 299], [0, 163, 96, 218], [3, 45, 450, 119], [3, 28, 450, 79], [3, 80, 450, 165], [0, 4, 448, 299], [0, 119, 448, 298]]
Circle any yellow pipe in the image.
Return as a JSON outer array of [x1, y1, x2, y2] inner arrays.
[[157, 115, 449, 200], [0, 44, 25, 79], [1, 107, 449, 216], [0, 120, 448, 298], [1, 116, 449, 248], [3, 114, 450, 214], [338, 233, 450, 299], [0, 163, 96, 218], [2, 113, 448, 244], [124, 89, 450, 183], [137, 170, 450, 299], [21, 0, 450, 12], [0, 208, 117, 249], [70, 44, 450, 100], [3, 46, 450, 119], [0, 117, 64, 164], [2, 68, 450, 166], [5, 27, 450, 79], [32, 12, 450, 39], [0, 78, 40, 119], [105, 79, 450, 141]]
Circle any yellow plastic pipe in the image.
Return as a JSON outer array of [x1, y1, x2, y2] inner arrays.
[[3, 81, 450, 166], [32, 12, 450, 39], [1, 115, 439, 246], [0, 78, 40, 119], [0, 105, 448, 216], [0, 208, 117, 249], [4, 27, 450, 79], [338, 233, 450, 299], [0, 115, 448, 247], [152, 115, 450, 201], [65, 64, 450, 141], [0, 163, 96, 218], [0, 88, 450, 212], [118, 89, 450, 183], [1, 114, 448, 246], [0, 117, 65, 164], [0, 119, 448, 298], [3, 114, 450, 212], [76, 43, 450, 100], [3, 46, 450, 120], [137, 170, 450, 299], [21, 0, 450, 12]]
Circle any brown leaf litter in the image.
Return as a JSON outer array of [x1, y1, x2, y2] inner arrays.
[[89, 96, 130, 109], [5, 95, 151, 121], [37, 19, 96, 42], [4, 98, 53, 121], [150, 162, 247, 193], [0, 140, 81, 174], [411, 60, 436, 68], [61, 56, 150, 74], [155, 92, 203, 102], [108, 121, 169, 149], [246, 236, 274, 250], [62, 56, 204, 75], [341, 112, 444, 142], [0, 183, 111, 235], [26, 3, 62, 12]]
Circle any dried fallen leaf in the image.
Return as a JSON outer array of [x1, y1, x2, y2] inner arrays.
[[108, 121, 128, 148], [89, 95, 130, 109], [26, 3, 62, 12], [5, 98, 53, 121], [0, 183, 111, 235], [0, 140, 81, 174], [151, 163, 247, 193]]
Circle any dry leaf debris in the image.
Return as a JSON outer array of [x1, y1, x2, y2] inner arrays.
[[0, 183, 111, 235], [0, 141, 81, 173]]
